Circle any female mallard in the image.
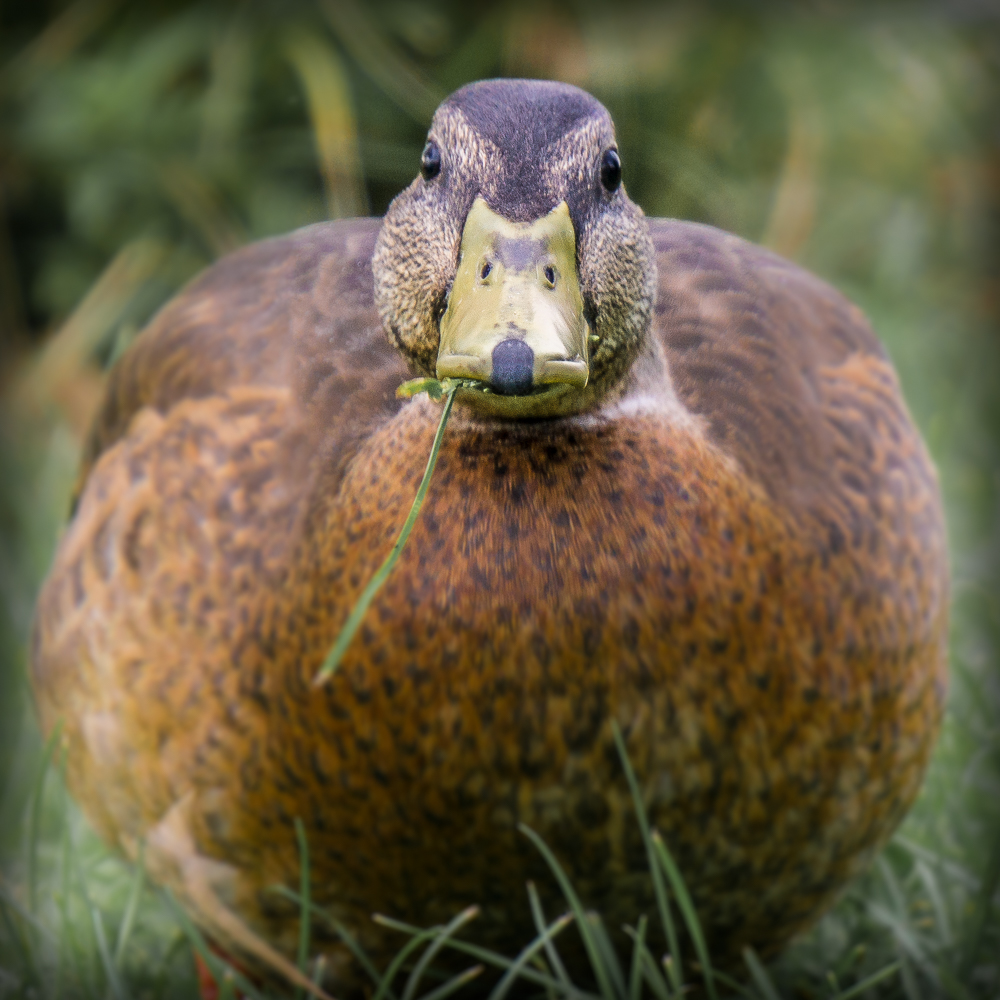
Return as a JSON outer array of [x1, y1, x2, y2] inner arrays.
[[32, 78, 948, 990]]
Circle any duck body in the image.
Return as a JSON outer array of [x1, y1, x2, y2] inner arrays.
[[32, 81, 948, 988]]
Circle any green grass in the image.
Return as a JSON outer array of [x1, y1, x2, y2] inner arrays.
[[0, 713, 919, 999], [1, 2, 999, 998], [315, 376, 462, 683]]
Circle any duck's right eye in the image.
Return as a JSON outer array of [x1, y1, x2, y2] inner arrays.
[[600, 148, 622, 192], [421, 141, 442, 181]]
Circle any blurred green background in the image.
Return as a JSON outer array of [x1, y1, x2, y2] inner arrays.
[[1, 1, 998, 997]]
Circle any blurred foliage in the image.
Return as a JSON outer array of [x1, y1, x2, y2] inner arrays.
[[0, 0, 998, 997]]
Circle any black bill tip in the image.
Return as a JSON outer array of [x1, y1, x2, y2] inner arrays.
[[490, 339, 535, 396]]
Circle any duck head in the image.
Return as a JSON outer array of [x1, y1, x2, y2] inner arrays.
[[373, 79, 657, 419]]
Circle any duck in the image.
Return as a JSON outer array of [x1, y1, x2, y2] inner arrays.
[[31, 78, 949, 993]]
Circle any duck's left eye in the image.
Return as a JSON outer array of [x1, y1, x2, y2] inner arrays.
[[600, 148, 621, 192], [421, 141, 442, 181]]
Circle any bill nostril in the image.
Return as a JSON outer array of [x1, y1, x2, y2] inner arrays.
[[491, 339, 535, 396]]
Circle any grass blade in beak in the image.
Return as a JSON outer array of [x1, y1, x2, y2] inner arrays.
[[314, 378, 459, 684]]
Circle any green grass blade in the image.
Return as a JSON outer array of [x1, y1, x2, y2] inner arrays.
[[0, 879, 55, 944], [587, 911, 627, 999], [149, 930, 186, 999], [530, 954, 558, 1000], [315, 381, 457, 683], [741, 946, 780, 1000], [374, 913, 600, 999], [650, 831, 716, 1000], [325, 917, 383, 989], [518, 823, 619, 999], [113, 840, 145, 968], [397, 378, 444, 400], [371, 919, 440, 1000], [402, 905, 479, 1000], [611, 721, 682, 990], [621, 927, 671, 1000], [892, 837, 978, 891], [875, 856, 909, 918], [60, 832, 101, 1000], [527, 882, 577, 996], [319, 0, 444, 122], [935, 963, 976, 1000], [272, 885, 391, 994], [488, 912, 573, 1000], [0, 888, 42, 988], [899, 956, 923, 1000], [164, 890, 268, 1000], [312, 954, 328, 989], [830, 961, 901, 1000], [963, 833, 1000, 969], [294, 818, 312, 1000], [418, 965, 484, 1000], [56, 795, 74, 997], [709, 967, 755, 998], [866, 902, 927, 968], [79, 876, 127, 1000], [218, 967, 238, 1000], [28, 719, 63, 913], [913, 859, 952, 947], [625, 917, 647, 1000]]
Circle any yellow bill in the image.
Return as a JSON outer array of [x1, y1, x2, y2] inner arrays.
[[437, 197, 590, 417]]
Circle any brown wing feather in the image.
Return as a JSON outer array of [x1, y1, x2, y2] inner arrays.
[[650, 218, 942, 545], [649, 218, 946, 680], [33, 217, 414, 975], [650, 218, 888, 507], [35, 216, 410, 846], [80, 218, 406, 486]]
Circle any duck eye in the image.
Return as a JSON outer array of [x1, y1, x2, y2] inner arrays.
[[480, 261, 492, 280], [543, 266, 556, 286], [421, 140, 442, 181], [600, 148, 621, 193]]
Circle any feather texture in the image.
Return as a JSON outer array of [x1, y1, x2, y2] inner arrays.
[[32, 211, 947, 985]]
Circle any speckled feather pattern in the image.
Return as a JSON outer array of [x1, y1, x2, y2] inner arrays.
[[32, 208, 947, 988]]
